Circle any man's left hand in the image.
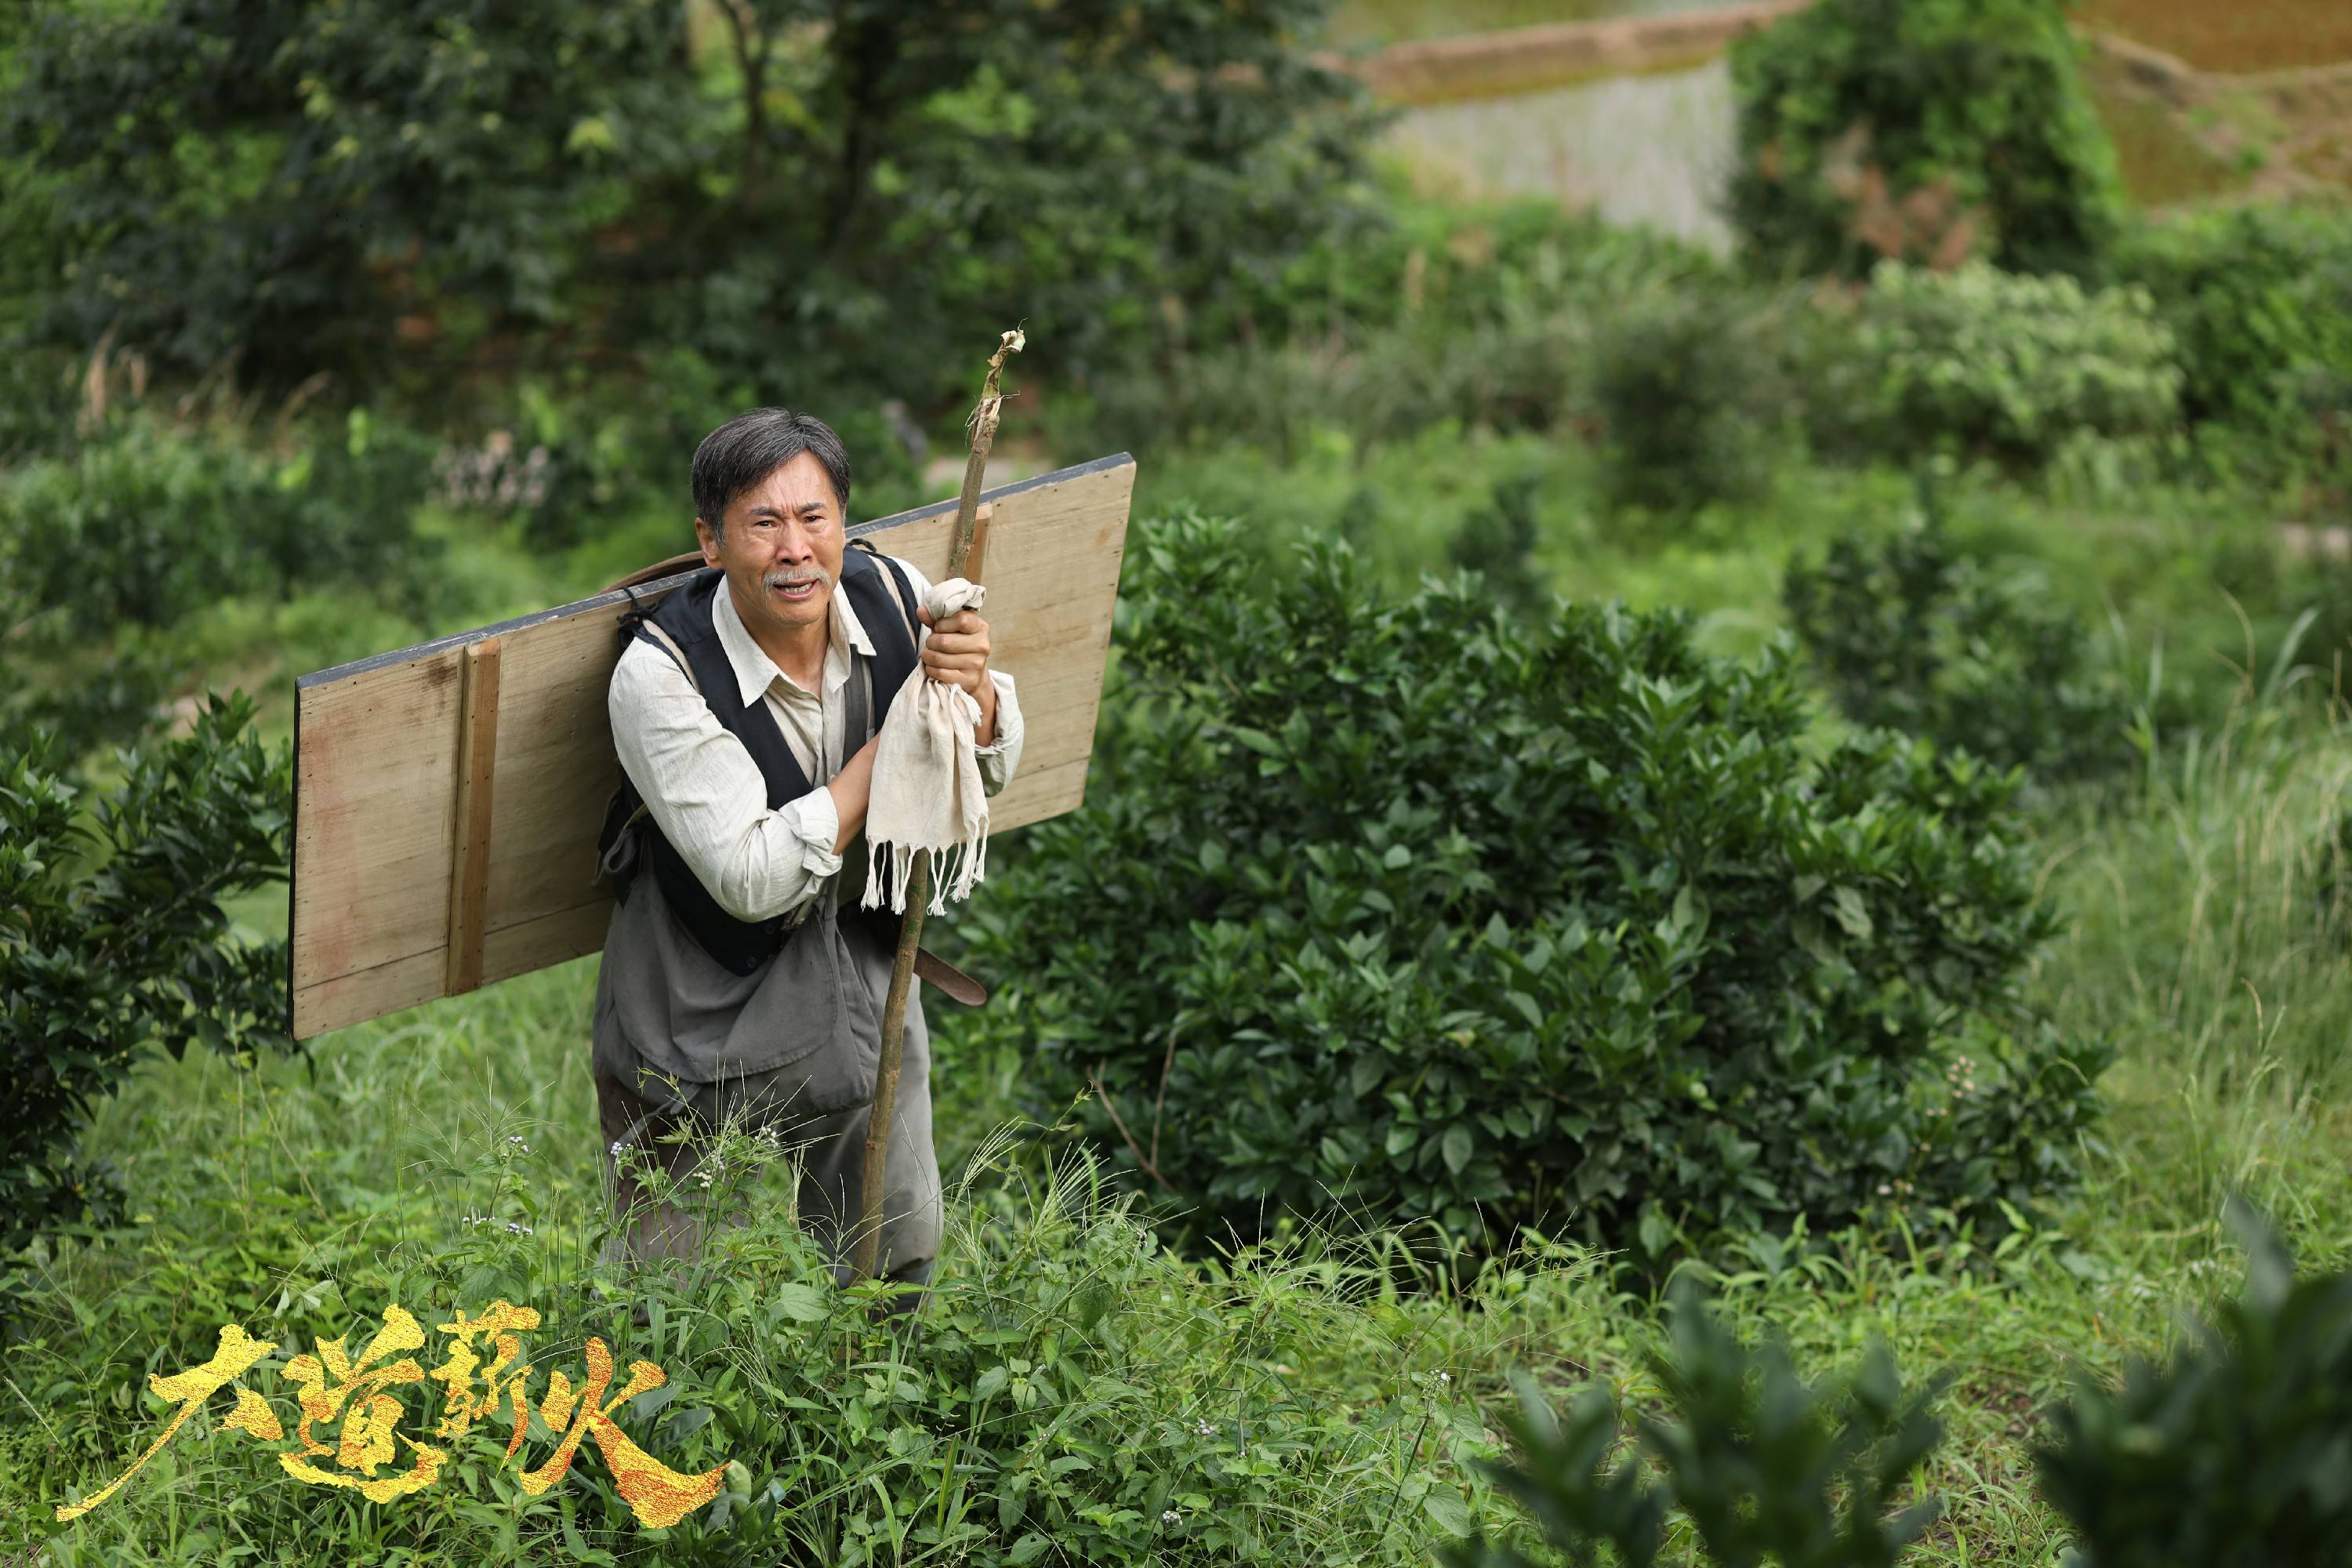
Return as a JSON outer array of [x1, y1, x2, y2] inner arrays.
[[918, 605, 998, 739]]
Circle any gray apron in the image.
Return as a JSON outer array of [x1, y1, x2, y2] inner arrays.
[[590, 651, 886, 1120]]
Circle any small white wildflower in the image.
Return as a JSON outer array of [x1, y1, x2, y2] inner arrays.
[[1192, 1419, 1214, 1438], [1162, 1510, 1182, 1526], [1877, 1184, 1893, 1196], [610, 1139, 628, 1157], [1437, 1372, 1451, 1385]]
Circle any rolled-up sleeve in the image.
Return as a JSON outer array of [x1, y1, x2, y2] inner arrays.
[[608, 640, 840, 924], [974, 669, 1023, 797]]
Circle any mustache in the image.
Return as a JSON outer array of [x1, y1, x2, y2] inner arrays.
[[762, 566, 832, 591]]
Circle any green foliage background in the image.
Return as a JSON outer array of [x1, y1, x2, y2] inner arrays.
[[7, 0, 2352, 1559], [950, 514, 2103, 1268], [1726, 0, 2126, 278]]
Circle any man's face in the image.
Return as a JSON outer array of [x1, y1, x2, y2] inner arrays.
[[696, 450, 846, 644]]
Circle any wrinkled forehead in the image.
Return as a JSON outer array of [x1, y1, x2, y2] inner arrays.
[[728, 449, 842, 521]]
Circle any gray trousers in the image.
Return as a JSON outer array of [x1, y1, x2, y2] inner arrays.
[[591, 920, 943, 1297]]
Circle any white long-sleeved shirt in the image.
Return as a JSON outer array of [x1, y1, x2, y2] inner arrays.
[[607, 555, 1022, 925]]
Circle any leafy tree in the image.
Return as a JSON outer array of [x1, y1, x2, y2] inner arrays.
[[1727, 0, 2125, 280], [946, 512, 2107, 1267], [3, 0, 1372, 412], [2, 0, 695, 392], [2, 696, 293, 1312]]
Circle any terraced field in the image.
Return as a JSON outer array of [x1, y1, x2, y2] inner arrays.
[[2079, 0, 2352, 74]]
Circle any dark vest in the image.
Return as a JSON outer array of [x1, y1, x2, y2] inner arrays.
[[600, 544, 921, 975]]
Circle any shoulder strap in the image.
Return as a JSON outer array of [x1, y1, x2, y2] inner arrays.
[[636, 620, 697, 694], [615, 578, 702, 694], [847, 539, 921, 644]]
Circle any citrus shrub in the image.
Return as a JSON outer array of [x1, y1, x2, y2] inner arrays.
[[1446, 1279, 1946, 1567], [2116, 203, 2352, 440], [2114, 201, 2352, 488], [1590, 286, 1787, 516], [0, 409, 438, 646], [946, 512, 2107, 1266], [1783, 515, 2135, 783], [2, 695, 292, 1308], [1450, 1205, 2352, 1567], [1855, 260, 2182, 468], [2036, 1200, 2352, 1567]]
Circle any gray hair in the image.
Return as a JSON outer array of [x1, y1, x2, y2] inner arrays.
[[690, 408, 851, 541]]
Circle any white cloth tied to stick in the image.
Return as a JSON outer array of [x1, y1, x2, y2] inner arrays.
[[862, 575, 990, 916]]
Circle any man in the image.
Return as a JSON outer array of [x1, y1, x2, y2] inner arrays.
[[589, 407, 1022, 1299]]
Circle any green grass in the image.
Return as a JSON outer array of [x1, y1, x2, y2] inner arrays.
[[2089, 74, 2248, 210], [13, 433, 2352, 1563], [12, 753, 2350, 1562]]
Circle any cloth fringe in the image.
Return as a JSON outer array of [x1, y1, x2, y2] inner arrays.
[[862, 823, 990, 917]]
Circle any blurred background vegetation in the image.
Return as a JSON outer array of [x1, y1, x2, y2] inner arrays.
[[9, 0, 2352, 1562]]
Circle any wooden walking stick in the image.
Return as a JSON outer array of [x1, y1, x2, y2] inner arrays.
[[849, 327, 1025, 1287]]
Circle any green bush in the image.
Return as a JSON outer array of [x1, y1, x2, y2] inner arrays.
[[1210, 188, 1727, 348], [1592, 289, 1786, 515], [0, 411, 440, 647], [1446, 470, 1550, 621], [2114, 202, 2352, 481], [1446, 1279, 1945, 1567], [948, 511, 2107, 1268], [1447, 1205, 2352, 1568], [1855, 261, 2182, 468], [2035, 1200, 2352, 1568], [0, 642, 175, 773], [1783, 514, 2136, 782], [2, 695, 292, 1301], [1728, 0, 2125, 280], [1065, 190, 1726, 461], [0, 343, 75, 465]]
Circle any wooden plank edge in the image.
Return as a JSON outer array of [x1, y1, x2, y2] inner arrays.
[[287, 675, 303, 1039], [293, 453, 1137, 691]]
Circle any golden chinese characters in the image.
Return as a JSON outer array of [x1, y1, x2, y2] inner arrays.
[[56, 1299, 728, 1530]]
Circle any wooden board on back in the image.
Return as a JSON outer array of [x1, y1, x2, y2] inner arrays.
[[289, 453, 1135, 1040]]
